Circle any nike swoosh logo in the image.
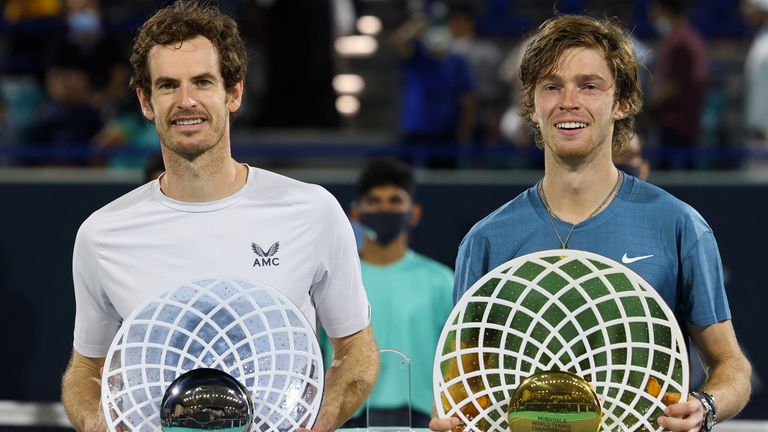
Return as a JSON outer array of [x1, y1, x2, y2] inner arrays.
[[622, 253, 654, 264]]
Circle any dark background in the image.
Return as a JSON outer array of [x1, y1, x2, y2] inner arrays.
[[0, 178, 765, 418]]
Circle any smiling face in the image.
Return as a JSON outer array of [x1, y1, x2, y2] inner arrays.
[[531, 47, 626, 163], [137, 35, 243, 159]]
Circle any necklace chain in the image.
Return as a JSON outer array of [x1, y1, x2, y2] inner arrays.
[[538, 169, 623, 249]]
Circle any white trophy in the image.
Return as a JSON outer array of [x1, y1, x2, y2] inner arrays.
[[434, 250, 689, 432], [101, 278, 324, 432]]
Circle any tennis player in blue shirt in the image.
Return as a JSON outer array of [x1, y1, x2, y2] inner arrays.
[[431, 14, 751, 432]]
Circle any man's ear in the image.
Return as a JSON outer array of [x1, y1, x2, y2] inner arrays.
[[612, 101, 629, 120], [137, 88, 155, 121], [227, 80, 244, 113], [410, 203, 422, 228], [350, 205, 361, 222], [530, 111, 540, 127]]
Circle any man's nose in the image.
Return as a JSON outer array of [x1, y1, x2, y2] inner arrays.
[[560, 87, 579, 110], [178, 84, 198, 108]]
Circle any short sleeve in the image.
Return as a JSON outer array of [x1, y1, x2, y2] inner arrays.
[[453, 232, 487, 304], [72, 218, 121, 357], [309, 188, 370, 339], [681, 230, 731, 326]]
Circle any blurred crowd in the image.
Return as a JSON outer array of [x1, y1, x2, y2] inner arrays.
[[0, 0, 767, 170]]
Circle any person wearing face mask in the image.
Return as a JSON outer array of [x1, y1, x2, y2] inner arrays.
[[321, 157, 454, 428], [647, 0, 709, 170]]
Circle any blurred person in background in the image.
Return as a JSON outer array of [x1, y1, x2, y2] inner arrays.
[[391, 2, 476, 168], [60, 3, 378, 431], [23, 57, 103, 164], [20, 0, 131, 165], [498, 36, 539, 168], [647, 0, 709, 170], [613, 134, 650, 180], [446, 1, 504, 145], [47, 0, 129, 116], [2, 0, 63, 77], [742, 0, 768, 166], [322, 157, 453, 428], [90, 103, 160, 168], [1, 0, 62, 159]]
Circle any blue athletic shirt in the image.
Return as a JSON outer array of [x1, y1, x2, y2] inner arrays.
[[454, 174, 731, 327]]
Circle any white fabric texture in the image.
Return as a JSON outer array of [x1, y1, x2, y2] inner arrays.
[[72, 166, 370, 358]]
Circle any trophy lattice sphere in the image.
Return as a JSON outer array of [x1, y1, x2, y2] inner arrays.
[[160, 368, 254, 431], [433, 250, 689, 432], [102, 279, 324, 432]]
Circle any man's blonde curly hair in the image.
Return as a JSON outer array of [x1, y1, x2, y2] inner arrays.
[[519, 15, 642, 152]]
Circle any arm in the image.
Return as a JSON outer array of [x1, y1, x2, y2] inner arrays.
[[658, 320, 752, 431], [61, 349, 107, 432], [390, 14, 428, 57], [310, 324, 379, 432]]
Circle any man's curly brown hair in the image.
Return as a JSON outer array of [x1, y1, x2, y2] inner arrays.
[[129, 1, 247, 97], [519, 15, 642, 152]]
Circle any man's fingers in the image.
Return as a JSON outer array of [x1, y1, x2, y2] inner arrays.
[[429, 416, 460, 432], [657, 398, 704, 432], [664, 399, 701, 417], [657, 414, 701, 432]]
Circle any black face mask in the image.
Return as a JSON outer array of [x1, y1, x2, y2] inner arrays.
[[358, 211, 412, 246], [616, 163, 641, 179]]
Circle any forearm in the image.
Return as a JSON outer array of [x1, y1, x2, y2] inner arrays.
[[61, 350, 105, 431], [390, 15, 427, 57], [699, 351, 752, 420], [688, 320, 752, 421], [314, 326, 379, 432]]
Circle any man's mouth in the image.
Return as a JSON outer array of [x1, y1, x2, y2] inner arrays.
[[556, 122, 587, 130], [173, 118, 205, 126]]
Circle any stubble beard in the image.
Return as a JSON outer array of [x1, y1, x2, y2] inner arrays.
[[544, 125, 614, 169], [158, 120, 229, 163]]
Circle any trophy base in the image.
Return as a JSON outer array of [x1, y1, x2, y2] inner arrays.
[[508, 413, 600, 432], [507, 371, 601, 432]]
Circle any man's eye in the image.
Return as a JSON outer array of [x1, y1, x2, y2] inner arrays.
[[198, 79, 213, 86]]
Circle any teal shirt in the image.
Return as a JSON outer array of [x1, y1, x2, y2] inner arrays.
[[321, 250, 454, 416]]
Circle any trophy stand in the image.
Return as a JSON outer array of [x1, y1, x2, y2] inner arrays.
[[366, 349, 413, 432]]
